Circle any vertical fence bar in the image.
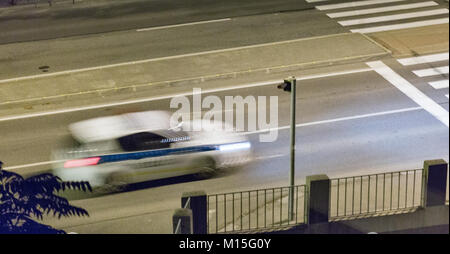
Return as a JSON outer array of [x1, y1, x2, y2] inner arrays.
[[256, 190, 259, 228], [344, 178, 348, 216], [232, 193, 235, 232], [336, 179, 340, 217], [398, 172, 401, 209], [287, 188, 290, 225], [405, 171, 409, 208], [272, 188, 275, 226], [352, 177, 355, 215], [390, 172, 393, 210], [216, 195, 219, 233], [412, 170, 416, 206], [264, 189, 267, 228], [360, 176, 363, 214], [207, 195, 209, 234], [367, 175, 371, 213], [224, 194, 227, 233], [383, 173, 386, 211], [240, 192, 243, 232], [248, 191, 251, 230], [279, 188, 282, 226], [375, 174, 378, 212]]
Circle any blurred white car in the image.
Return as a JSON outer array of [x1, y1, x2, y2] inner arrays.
[[52, 111, 252, 187]]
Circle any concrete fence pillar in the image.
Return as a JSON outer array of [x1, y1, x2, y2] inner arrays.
[[182, 191, 207, 234], [306, 174, 330, 224], [422, 159, 448, 207], [173, 208, 193, 234]]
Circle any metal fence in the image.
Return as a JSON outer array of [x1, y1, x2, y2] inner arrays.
[[207, 185, 307, 233], [329, 169, 424, 220], [176, 163, 447, 234]]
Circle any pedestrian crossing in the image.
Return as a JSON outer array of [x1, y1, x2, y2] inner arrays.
[[412, 66, 449, 77], [397, 52, 449, 65], [311, 0, 449, 34], [316, 0, 406, 11], [397, 52, 449, 100], [337, 9, 449, 26]]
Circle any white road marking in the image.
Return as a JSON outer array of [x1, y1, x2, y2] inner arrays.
[[243, 106, 423, 135], [4, 160, 65, 170], [306, 0, 330, 3], [446, 94, 449, 98], [136, 18, 231, 32], [412, 66, 449, 77], [327, 1, 439, 18], [0, 68, 372, 122], [316, 0, 405, 11], [350, 18, 449, 33], [367, 61, 449, 127], [338, 9, 449, 26], [254, 154, 286, 161], [4, 106, 424, 171], [397, 52, 449, 66], [429, 80, 449, 89]]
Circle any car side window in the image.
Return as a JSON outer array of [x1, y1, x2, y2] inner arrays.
[[118, 132, 170, 152]]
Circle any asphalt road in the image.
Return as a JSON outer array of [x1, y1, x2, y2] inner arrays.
[[0, 6, 345, 80], [1, 0, 448, 80], [1, 60, 448, 233], [0, 0, 316, 44], [0, 0, 448, 233]]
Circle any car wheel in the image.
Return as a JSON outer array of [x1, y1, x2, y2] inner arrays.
[[194, 157, 217, 179]]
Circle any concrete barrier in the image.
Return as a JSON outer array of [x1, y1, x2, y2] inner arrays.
[[172, 208, 193, 234], [182, 191, 207, 234]]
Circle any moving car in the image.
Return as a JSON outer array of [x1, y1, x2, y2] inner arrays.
[[52, 110, 252, 187]]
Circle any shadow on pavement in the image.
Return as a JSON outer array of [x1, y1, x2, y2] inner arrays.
[[59, 173, 204, 201]]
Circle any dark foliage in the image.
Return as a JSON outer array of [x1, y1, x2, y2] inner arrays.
[[0, 161, 92, 234]]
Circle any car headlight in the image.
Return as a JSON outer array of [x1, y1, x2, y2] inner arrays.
[[218, 142, 251, 152]]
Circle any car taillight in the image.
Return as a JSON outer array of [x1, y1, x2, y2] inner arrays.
[[64, 157, 101, 168]]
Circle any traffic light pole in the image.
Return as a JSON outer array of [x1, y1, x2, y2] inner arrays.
[[288, 77, 296, 221], [277, 76, 297, 221]]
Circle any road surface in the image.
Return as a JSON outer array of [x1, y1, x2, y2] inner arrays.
[[0, 0, 448, 233]]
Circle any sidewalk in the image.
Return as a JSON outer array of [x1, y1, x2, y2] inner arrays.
[[0, 32, 390, 116], [368, 24, 449, 57]]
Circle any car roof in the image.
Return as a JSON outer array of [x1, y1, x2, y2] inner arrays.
[[69, 111, 172, 143]]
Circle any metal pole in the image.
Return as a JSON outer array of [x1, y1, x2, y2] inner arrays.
[[288, 77, 296, 221]]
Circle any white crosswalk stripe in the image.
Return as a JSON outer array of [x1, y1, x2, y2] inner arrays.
[[412, 66, 449, 77], [316, 0, 406, 11], [350, 18, 449, 33], [314, 0, 449, 34], [327, 1, 439, 18], [338, 9, 449, 26], [397, 53, 449, 66], [428, 80, 449, 89]]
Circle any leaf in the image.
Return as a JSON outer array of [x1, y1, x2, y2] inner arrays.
[[1, 168, 90, 233]]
